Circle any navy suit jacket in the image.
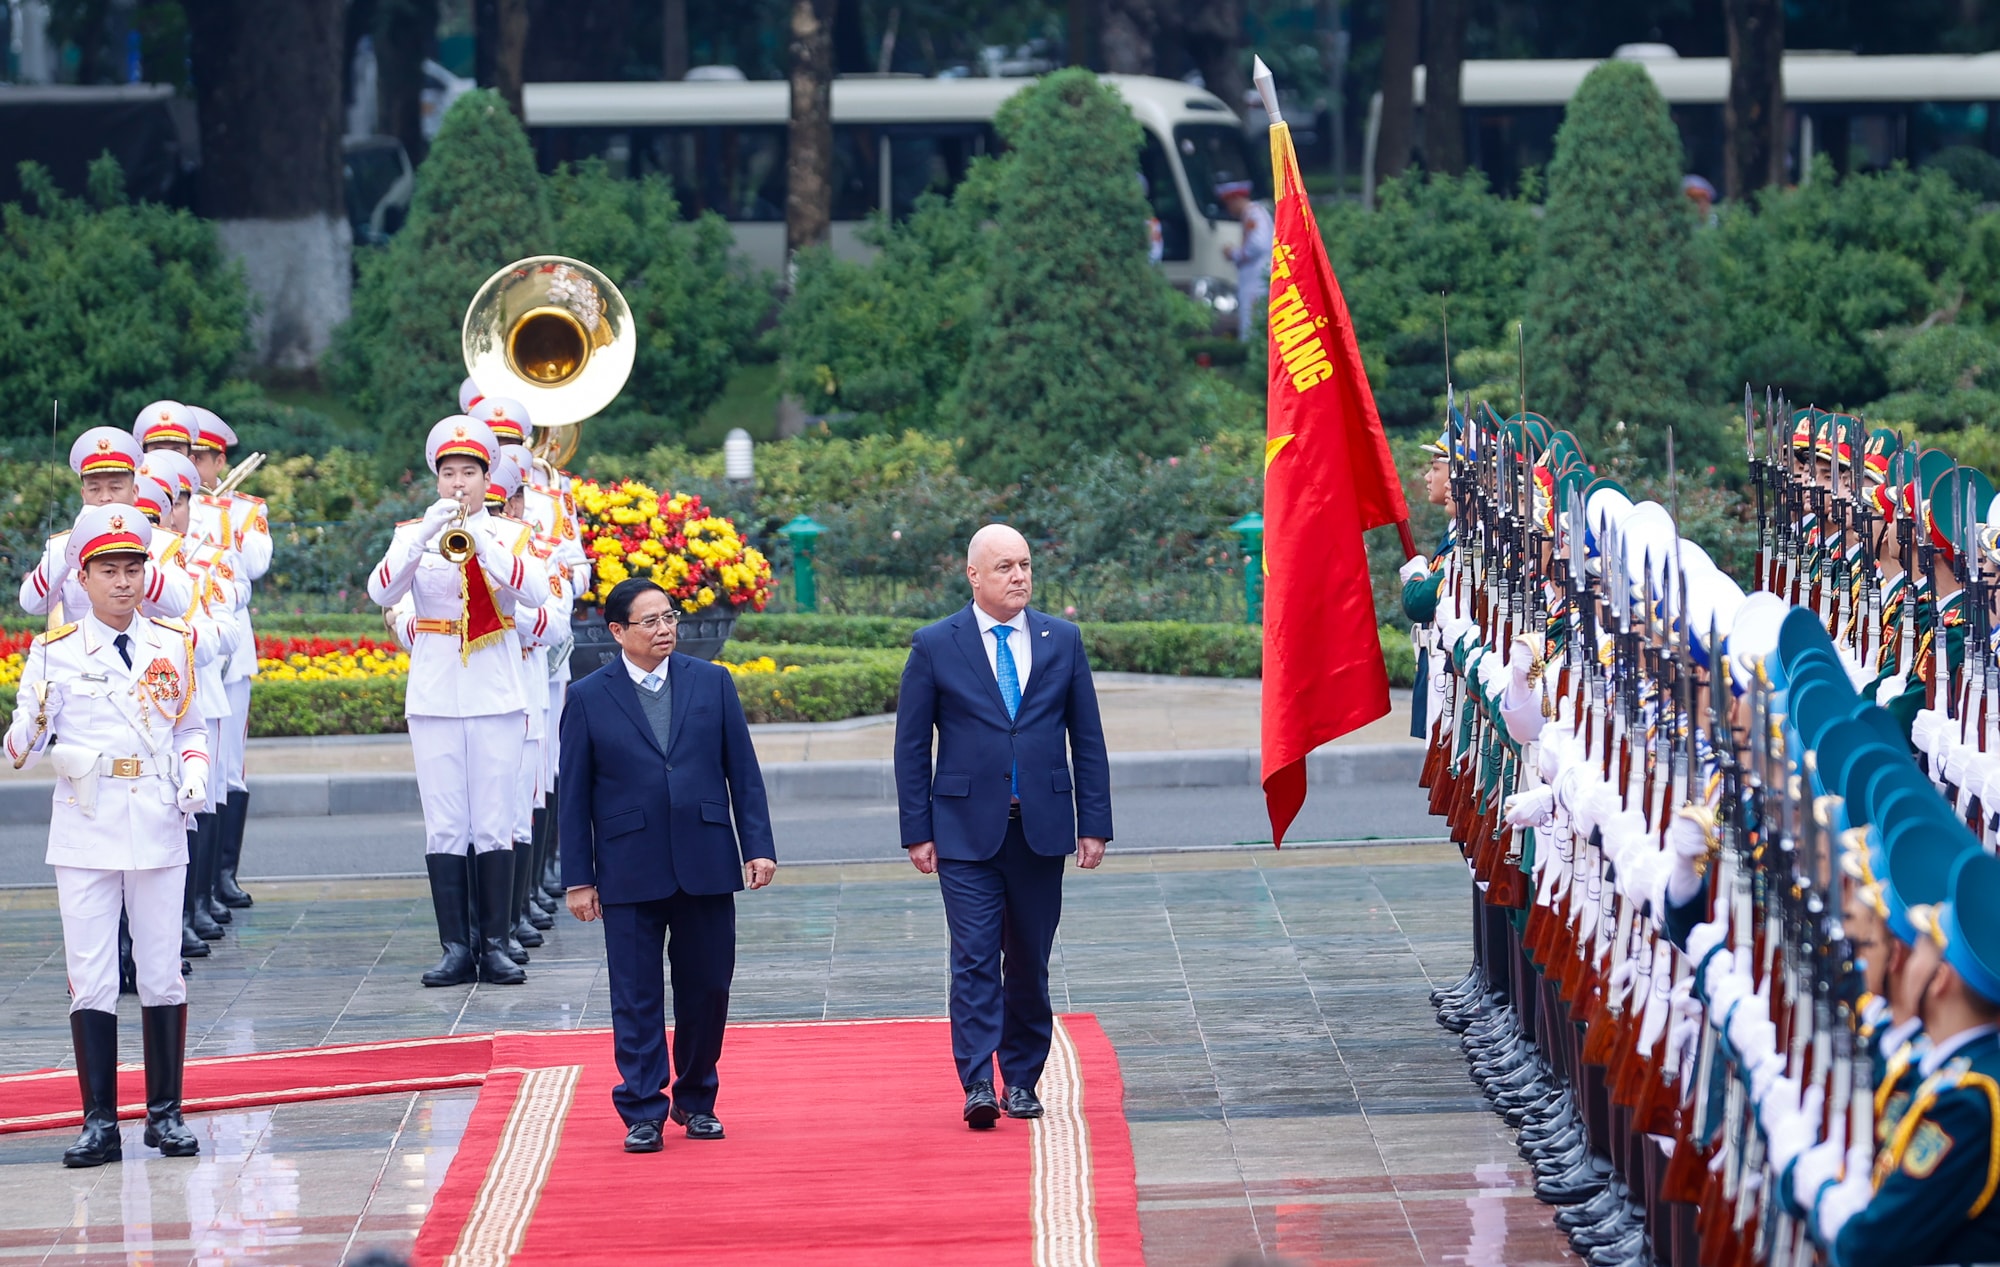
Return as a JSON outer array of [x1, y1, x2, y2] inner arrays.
[[558, 652, 775, 904], [894, 605, 1113, 861]]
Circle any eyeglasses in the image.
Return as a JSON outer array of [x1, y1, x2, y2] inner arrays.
[[620, 612, 680, 632]]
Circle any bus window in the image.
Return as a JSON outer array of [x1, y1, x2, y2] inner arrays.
[[642, 126, 786, 221], [1464, 106, 1562, 197], [536, 127, 634, 178], [886, 123, 996, 220], [1175, 123, 1260, 220], [1140, 130, 1190, 261], [832, 124, 883, 220]]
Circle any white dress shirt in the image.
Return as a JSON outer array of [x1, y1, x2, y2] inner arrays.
[[624, 652, 668, 691], [971, 604, 1031, 692]]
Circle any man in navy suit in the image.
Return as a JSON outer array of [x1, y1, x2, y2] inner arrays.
[[895, 524, 1113, 1128], [559, 578, 776, 1153]]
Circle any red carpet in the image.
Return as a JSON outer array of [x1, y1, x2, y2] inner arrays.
[[0, 1016, 1143, 1265], [0, 1032, 493, 1134], [414, 1016, 1144, 1267]]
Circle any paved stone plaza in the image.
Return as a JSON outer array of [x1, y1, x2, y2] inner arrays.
[[0, 845, 1576, 1267]]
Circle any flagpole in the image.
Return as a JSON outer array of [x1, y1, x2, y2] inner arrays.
[[1253, 57, 1418, 562]]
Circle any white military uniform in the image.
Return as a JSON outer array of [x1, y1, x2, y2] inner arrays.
[[7, 607, 206, 1012], [369, 500, 547, 856], [187, 487, 271, 798]]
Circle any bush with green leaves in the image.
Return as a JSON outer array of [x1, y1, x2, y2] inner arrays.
[[1319, 169, 1538, 430], [1712, 164, 2000, 410], [1866, 323, 2000, 432], [950, 69, 1216, 484], [1525, 61, 1719, 471], [334, 92, 765, 450], [0, 156, 248, 439], [779, 181, 996, 438]]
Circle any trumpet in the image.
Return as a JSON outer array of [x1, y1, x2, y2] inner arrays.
[[211, 451, 266, 497], [439, 508, 475, 565]]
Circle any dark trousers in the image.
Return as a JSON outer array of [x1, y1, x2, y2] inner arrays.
[[601, 890, 735, 1125], [937, 813, 1065, 1091]]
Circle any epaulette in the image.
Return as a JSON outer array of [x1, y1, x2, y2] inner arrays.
[[39, 622, 78, 644], [45, 529, 70, 549], [235, 494, 266, 507], [398, 517, 422, 527], [150, 616, 191, 634]]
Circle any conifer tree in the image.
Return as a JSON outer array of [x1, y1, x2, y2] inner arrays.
[[950, 69, 1206, 486], [1524, 60, 1718, 470], [331, 89, 551, 438]]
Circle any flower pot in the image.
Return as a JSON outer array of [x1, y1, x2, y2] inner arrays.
[[567, 610, 738, 679]]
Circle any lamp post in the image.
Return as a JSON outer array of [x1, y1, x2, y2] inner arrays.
[[780, 515, 827, 613], [1229, 512, 1265, 625]]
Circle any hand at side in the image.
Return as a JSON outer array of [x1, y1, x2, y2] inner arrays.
[[1077, 837, 1107, 869], [566, 885, 602, 922], [907, 842, 937, 875]]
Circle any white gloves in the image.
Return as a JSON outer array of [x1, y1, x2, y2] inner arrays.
[[1504, 786, 1556, 827], [1664, 811, 1711, 906], [177, 767, 207, 814], [1809, 1145, 1879, 1246], [1399, 555, 1430, 583], [421, 497, 463, 545], [1874, 671, 1909, 707], [1688, 919, 1729, 972]]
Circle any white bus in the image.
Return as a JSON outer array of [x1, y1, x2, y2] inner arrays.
[[1396, 50, 2000, 197], [520, 74, 1258, 315]]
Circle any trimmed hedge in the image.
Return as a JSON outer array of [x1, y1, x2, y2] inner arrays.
[[248, 677, 407, 738], [729, 613, 1418, 688]]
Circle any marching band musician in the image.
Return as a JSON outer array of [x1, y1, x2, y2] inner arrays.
[[6, 504, 211, 1168], [497, 441, 572, 958], [181, 408, 270, 914], [20, 425, 194, 625], [368, 416, 549, 988]]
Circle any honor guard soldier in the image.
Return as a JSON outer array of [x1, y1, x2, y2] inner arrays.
[[6, 504, 211, 1168], [20, 426, 194, 625], [1795, 850, 2000, 1267], [175, 408, 269, 911], [369, 416, 549, 988]]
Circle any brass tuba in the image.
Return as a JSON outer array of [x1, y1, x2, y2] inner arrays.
[[461, 256, 635, 466]]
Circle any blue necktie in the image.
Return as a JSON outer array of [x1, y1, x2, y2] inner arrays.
[[641, 673, 662, 693], [993, 625, 1020, 796]]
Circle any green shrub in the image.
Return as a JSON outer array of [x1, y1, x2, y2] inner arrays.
[[1319, 169, 1538, 431], [546, 162, 771, 452], [948, 69, 1212, 484], [1379, 624, 1416, 689], [730, 659, 903, 724], [1865, 323, 2000, 432], [1080, 622, 1260, 678], [246, 677, 407, 738], [332, 90, 551, 442], [247, 613, 397, 637], [0, 156, 249, 439], [779, 184, 995, 437], [731, 615, 925, 649], [1712, 164, 1994, 409], [1525, 61, 1719, 472]]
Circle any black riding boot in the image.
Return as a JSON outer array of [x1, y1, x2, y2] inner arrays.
[[187, 817, 224, 939], [200, 809, 230, 926], [62, 1009, 122, 1167], [512, 839, 543, 949], [183, 827, 218, 950], [140, 1003, 199, 1157], [118, 911, 138, 994], [540, 794, 565, 899], [474, 850, 527, 985], [214, 789, 252, 908], [421, 854, 478, 987]]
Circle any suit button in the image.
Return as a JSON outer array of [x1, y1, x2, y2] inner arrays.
[[665, 765, 673, 773], [1010, 729, 1018, 737]]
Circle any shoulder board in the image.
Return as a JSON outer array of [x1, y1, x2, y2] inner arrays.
[[38, 622, 78, 644], [233, 493, 266, 507], [150, 617, 191, 634], [398, 517, 422, 527], [45, 530, 70, 549]]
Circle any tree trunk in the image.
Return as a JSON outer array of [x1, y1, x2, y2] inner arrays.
[[1181, 0, 1245, 114], [1724, 0, 1785, 201], [375, 0, 438, 164], [1101, 0, 1159, 75], [495, 0, 528, 116], [1067, 0, 1097, 69], [1374, 0, 1419, 185], [785, 0, 836, 265], [662, 0, 689, 79], [183, 0, 351, 369], [1422, 0, 1465, 176]]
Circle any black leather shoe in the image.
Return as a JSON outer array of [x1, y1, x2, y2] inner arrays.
[[181, 919, 210, 958], [1554, 1185, 1625, 1229], [515, 915, 544, 949], [526, 901, 555, 931], [421, 855, 477, 987], [1535, 1171, 1608, 1205], [669, 1106, 724, 1139], [1003, 1085, 1043, 1119], [1584, 1228, 1648, 1266], [963, 1080, 1000, 1129], [624, 1120, 664, 1153]]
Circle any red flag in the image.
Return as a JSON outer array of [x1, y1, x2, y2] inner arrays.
[[1260, 117, 1412, 847], [459, 554, 509, 664]]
